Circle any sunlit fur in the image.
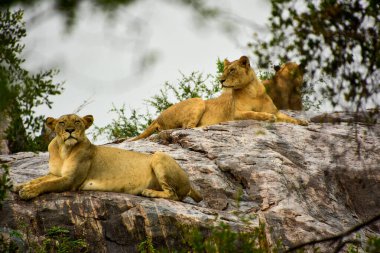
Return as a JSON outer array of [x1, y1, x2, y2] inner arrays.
[[14, 114, 202, 202], [262, 62, 304, 110], [131, 56, 308, 141]]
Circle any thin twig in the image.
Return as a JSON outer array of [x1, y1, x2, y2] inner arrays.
[[285, 212, 380, 252]]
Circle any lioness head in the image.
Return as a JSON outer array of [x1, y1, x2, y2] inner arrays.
[[275, 62, 303, 88], [219, 56, 257, 89], [46, 114, 94, 146]]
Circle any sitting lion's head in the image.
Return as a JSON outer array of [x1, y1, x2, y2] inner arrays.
[[274, 62, 303, 89], [46, 114, 94, 146], [219, 56, 257, 89]]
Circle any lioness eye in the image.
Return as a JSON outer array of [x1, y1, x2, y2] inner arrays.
[[75, 120, 81, 125], [59, 122, 64, 126]]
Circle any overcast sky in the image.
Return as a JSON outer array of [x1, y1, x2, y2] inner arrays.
[[20, 0, 271, 142]]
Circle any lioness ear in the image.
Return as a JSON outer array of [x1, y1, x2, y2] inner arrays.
[[46, 117, 57, 130], [239, 56, 250, 68], [223, 59, 230, 69], [83, 115, 94, 129]]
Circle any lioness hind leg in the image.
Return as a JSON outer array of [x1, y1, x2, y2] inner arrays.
[[183, 100, 206, 128], [275, 112, 308, 126], [142, 152, 191, 201]]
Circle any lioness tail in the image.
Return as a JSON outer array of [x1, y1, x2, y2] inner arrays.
[[188, 186, 203, 203], [130, 120, 159, 141]]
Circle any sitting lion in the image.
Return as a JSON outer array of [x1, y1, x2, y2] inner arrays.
[[14, 114, 202, 202], [262, 62, 303, 110], [130, 56, 307, 141]]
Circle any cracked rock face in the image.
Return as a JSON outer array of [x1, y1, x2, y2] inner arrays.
[[1, 111, 379, 252]]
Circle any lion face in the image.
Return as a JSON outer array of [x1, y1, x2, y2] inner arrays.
[[46, 114, 94, 146], [276, 62, 303, 88], [219, 56, 257, 89]]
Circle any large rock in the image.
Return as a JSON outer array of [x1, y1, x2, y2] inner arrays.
[[1, 111, 379, 252]]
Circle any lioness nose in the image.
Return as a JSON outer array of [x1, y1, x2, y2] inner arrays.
[[65, 128, 75, 134], [220, 78, 225, 84]]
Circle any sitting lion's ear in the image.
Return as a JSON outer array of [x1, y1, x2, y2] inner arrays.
[[223, 59, 230, 69], [239, 56, 250, 68], [46, 117, 57, 130], [83, 115, 94, 129]]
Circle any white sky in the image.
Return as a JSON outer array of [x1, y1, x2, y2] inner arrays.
[[20, 0, 271, 142]]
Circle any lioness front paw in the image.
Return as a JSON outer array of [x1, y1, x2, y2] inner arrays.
[[11, 183, 25, 193], [19, 185, 39, 200], [141, 189, 156, 198], [265, 113, 276, 122], [298, 119, 309, 126]]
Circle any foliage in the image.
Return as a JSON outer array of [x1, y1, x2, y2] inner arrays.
[[0, 224, 88, 253], [146, 71, 222, 115], [181, 222, 275, 253], [92, 105, 153, 141], [0, 9, 63, 152], [138, 236, 157, 253], [365, 236, 380, 253], [301, 81, 323, 111], [35, 226, 88, 253], [249, 0, 380, 111], [0, 235, 18, 253], [257, 66, 275, 81], [136, 221, 282, 253], [93, 59, 223, 141], [0, 164, 12, 209]]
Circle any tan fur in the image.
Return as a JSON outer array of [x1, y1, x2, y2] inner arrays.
[[131, 56, 307, 141], [14, 114, 202, 202], [262, 62, 303, 110]]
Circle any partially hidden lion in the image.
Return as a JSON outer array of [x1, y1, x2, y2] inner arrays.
[[14, 114, 202, 202], [262, 62, 304, 110], [130, 56, 308, 141]]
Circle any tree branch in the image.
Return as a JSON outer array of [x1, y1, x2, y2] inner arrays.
[[285, 212, 380, 252]]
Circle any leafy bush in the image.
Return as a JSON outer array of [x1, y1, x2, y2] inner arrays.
[[36, 226, 88, 253], [93, 105, 153, 141], [0, 224, 88, 253], [0, 164, 12, 209], [181, 222, 276, 253]]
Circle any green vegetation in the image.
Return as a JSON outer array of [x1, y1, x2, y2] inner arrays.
[[92, 105, 153, 141], [0, 164, 12, 208], [35, 226, 88, 253], [0, 9, 63, 152], [138, 236, 157, 253], [0, 224, 88, 253], [365, 236, 380, 253], [137, 222, 279, 253], [181, 222, 277, 253]]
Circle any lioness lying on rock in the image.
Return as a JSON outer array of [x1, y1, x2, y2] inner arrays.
[[262, 62, 304, 110], [14, 114, 202, 202], [130, 56, 308, 141]]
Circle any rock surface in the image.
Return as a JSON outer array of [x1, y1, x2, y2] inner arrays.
[[1, 111, 380, 252]]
